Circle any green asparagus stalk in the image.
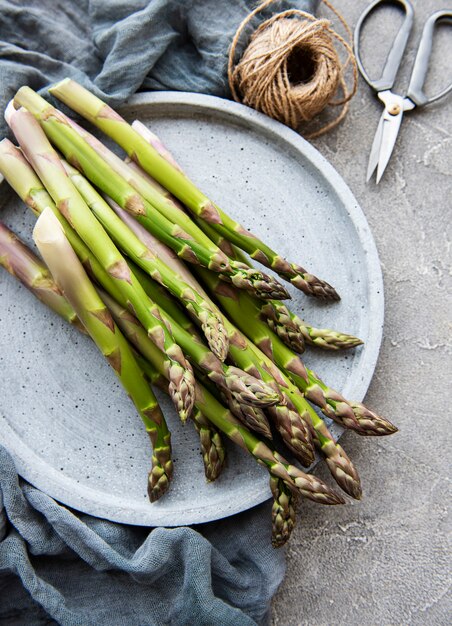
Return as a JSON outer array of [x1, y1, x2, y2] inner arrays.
[[0, 138, 120, 295], [14, 87, 289, 301], [33, 208, 172, 502], [200, 270, 397, 437], [0, 221, 84, 331], [97, 288, 343, 504], [107, 207, 359, 491], [190, 407, 227, 482], [61, 159, 229, 361], [133, 349, 226, 482], [126, 119, 340, 305], [129, 261, 200, 338], [113, 213, 315, 465], [66, 115, 290, 302], [196, 218, 365, 352], [127, 124, 365, 353], [227, 246, 363, 351], [6, 107, 196, 421], [0, 226, 225, 486], [270, 475, 296, 548], [48, 79, 338, 300], [296, 320, 364, 351], [194, 367, 273, 439], [128, 122, 364, 353], [193, 384, 344, 504]]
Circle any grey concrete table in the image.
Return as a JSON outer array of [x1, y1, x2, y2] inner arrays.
[[272, 1, 451, 624]]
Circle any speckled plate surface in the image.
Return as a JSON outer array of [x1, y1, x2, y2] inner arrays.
[[0, 92, 384, 526]]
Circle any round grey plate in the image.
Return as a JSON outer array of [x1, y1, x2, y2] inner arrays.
[[0, 92, 384, 526]]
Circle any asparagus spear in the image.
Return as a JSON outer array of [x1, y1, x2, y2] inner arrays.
[[190, 407, 227, 482], [111, 204, 360, 493], [48, 78, 338, 300], [33, 208, 173, 502], [133, 350, 226, 483], [129, 245, 315, 463], [194, 367, 273, 439], [127, 119, 341, 303], [227, 245, 363, 351], [112, 209, 315, 465], [129, 261, 200, 338], [6, 106, 196, 422], [195, 218, 366, 353], [63, 115, 289, 302], [129, 119, 364, 354], [13, 87, 288, 301], [130, 256, 359, 496], [0, 228, 225, 485], [200, 269, 397, 437], [0, 222, 84, 331], [61, 160, 229, 361], [127, 122, 366, 353], [97, 288, 343, 504], [286, 309, 364, 351], [270, 475, 296, 548]]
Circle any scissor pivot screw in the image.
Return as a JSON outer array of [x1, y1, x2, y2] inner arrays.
[[388, 103, 401, 115]]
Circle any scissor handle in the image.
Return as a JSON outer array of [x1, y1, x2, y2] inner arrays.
[[354, 0, 414, 92], [406, 10, 452, 107]]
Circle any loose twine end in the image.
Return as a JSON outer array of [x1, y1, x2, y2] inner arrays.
[[228, 0, 358, 138]]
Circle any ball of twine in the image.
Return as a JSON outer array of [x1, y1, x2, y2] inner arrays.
[[228, 0, 357, 138]]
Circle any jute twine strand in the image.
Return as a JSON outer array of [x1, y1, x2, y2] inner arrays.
[[228, 0, 358, 138]]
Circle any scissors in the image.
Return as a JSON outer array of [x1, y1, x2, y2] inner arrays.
[[354, 0, 452, 183]]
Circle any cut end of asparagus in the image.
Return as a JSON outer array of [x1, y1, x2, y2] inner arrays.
[[227, 261, 290, 301], [224, 365, 281, 408], [4, 99, 17, 125]]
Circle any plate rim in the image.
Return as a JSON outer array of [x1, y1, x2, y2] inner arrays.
[[0, 91, 384, 526]]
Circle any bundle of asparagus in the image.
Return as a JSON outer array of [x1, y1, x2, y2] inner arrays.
[[0, 80, 397, 547]]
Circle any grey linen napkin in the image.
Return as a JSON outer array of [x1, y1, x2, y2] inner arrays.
[[0, 1, 316, 623]]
